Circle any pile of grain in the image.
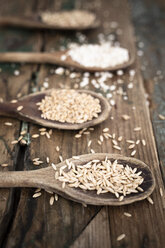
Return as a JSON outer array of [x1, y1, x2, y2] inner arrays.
[[66, 43, 129, 68], [56, 157, 144, 200], [37, 89, 101, 123], [41, 10, 96, 28]]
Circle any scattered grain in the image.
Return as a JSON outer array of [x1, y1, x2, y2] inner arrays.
[[100, 135, 104, 142], [117, 234, 126, 241], [56, 146, 60, 152], [142, 139, 146, 146], [33, 192, 42, 198], [128, 144, 135, 149], [103, 128, 109, 133], [88, 140, 92, 147], [118, 136, 123, 142], [134, 127, 141, 131], [122, 114, 130, 120], [18, 135, 23, 141], [4, 122, 12, 126], [90, 149, 95, 153], [75, 134, 82, 138], [46, 157, 50, 163], [52, 163, 57, 170], [147, 196, 154, 205], [55, 194, 58, 201], [17, 105, 23, 111], [160, 187, 163, 197], [113, 145, 121, 151], [59, 155, 63, 162], [1, 163, 8, 167], [126, 140, 135, 144], [32, 134, 39, 138], [158, 114, 165, 120], [46, 132, 50, 139], [131, 150, 136, 156], [11, 140, 18, 144], [124, 212, 132, 217], [49, 195, 55, 205]]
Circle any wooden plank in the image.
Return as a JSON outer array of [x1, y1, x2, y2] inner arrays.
[[2, 1, 102, 247], [1, 0, 165, 248], [70, 208, 111, 248], [0, 0, 43, 246], [129, 0, 165, 181]]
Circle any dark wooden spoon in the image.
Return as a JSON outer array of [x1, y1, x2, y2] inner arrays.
[[0, 153, 155, 206], [0, 11, 99, 30], [0, 50, 134, 72], [0, 89, 111, 130]]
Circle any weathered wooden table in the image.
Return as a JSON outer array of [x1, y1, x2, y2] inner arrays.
[[0, 0, 164, 247]]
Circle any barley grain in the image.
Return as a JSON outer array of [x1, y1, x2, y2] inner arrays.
[[128, 144, 135, 149], [131, 150, 136, 156], [147, 196, 154, 205], [1, 163, 8, 167], [52, 163, 57, 171], [113, 145, 121, 151], [142, 139, 146, 146], [134, 127, 141, 131], [103, 128, 109, 132], [46, 157, 50, 163], [56, 146, 60, 152], [4, 122, 12, 126], [117, 234, 126, 241], [122, 114, 130, 120], [126, 140, 135, 144], [49, 195, 54, 205], [124, 212, 132, 217], [17, 106, 23, 111], [32, 134, 39, 138], [11, 140, 18, 144], [55, 194, 58, 201], [118, 136, 123, 142], [33, 192, 42, 198], [159, 114, 165, 120], [160, 187, 163, 197]]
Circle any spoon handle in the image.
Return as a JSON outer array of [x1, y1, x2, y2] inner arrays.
[[0, 52, 56, 64], [0, 168, 50, 189], [0, 102, 18, 118], [0, 16, 36, 28]]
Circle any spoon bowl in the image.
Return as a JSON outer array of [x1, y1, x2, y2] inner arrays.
[[0, 11, 99, 30], [0, 89, 111, 130], [0, 153, 155, 206]]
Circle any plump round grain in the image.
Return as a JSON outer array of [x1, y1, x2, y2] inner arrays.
[[41, 10, 96, 28], [38, 89, 101, 124]]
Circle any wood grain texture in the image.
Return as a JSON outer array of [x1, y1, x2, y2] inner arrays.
[[129, 0, 165, 182], [0, 0, 43, 246], [0, 0, 164, 247], [70, 208, 111, 248]]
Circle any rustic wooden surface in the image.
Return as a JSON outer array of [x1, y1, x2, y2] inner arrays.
[[0, 0, 164, 248]]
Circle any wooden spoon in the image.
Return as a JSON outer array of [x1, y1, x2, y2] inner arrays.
[[0, 153, 155, 206], [0, 11, 99, 30], [0, 50, 134, 72], [0, 89, 111, 130]]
